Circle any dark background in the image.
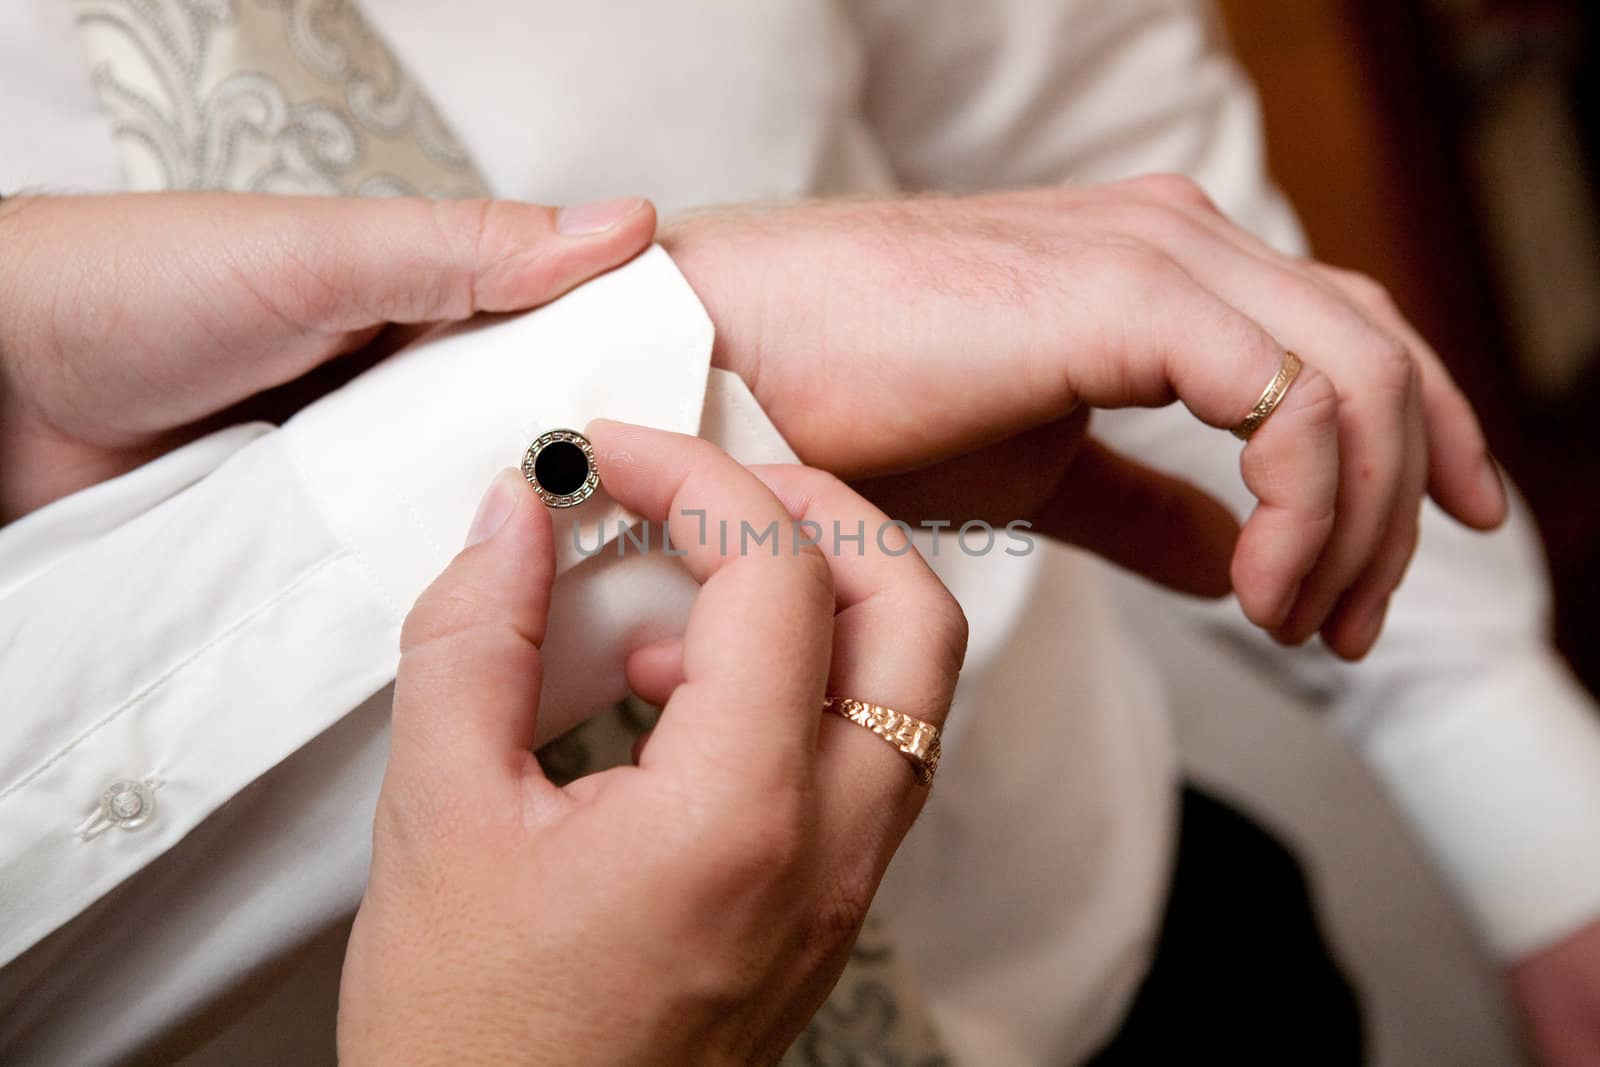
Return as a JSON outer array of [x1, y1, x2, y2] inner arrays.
[[1219, 0, 1600, 696]]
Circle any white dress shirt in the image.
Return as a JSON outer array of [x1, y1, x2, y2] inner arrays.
[[4, 2, 1600, 1065]]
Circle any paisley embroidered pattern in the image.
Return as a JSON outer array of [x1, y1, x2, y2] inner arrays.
[[782, 915, 953, 1067], [70, 0, 489, 197]]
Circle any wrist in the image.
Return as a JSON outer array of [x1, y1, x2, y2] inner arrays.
[[656, 214, 750, 377]]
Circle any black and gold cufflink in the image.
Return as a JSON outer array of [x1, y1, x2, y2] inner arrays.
[[522, 429, 599, 508]]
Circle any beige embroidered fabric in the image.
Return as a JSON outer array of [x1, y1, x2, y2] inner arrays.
[[69, 2, 948, 1062], [70, 0, 488, 196]]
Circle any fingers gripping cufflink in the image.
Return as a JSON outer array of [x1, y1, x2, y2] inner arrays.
[[522, 429, 599, 508]]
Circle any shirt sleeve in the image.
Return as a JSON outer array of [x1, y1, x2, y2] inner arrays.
[[0, 246, 718, 968], [849, 0, 1600, 961]]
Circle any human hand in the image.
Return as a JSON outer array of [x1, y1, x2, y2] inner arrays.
[[1509, 917, 1600, 1066], [662, 176, 1508, 659], [337, 422, 966, 1066], [0, 192, 654, 521]]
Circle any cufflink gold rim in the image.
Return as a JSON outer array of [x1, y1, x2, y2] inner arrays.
[[521, 429, 600, 508]]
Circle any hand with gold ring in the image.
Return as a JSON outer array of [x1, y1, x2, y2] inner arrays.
[[662, 177, 1508, 659], [339, 421, 965, 1066]]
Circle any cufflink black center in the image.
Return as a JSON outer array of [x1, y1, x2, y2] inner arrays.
[[535, 440, 588, 496], [521, 429, 599, 508]]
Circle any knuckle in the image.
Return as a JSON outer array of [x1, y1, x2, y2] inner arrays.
[[751, 813, 810, 874], [874, 583, 968, 718], [1109, 200, 1202, 247], [709, 791, 811, 877], [789, 542, 839, 609], [373, 774, 471, 862], [936, 590, 970, 667], [802, 465, 851, 499], [918, 586, 970, 685], [1268, 268, 1326, 309], [1368, 339, 1418, 395], [400, 585, 494, 651], [674, 429, 725, 470], [773, 463, 850, 516], [419, 197, 497, 318], [432, 196, 574, 315], [1125, 172, 1215, 211], [731, 524, 836, 616], [809, 870, 877, 950], [1331, 266, 1394, 308], [1101, 240, 1180, 288], [678, 435, 754, 498]]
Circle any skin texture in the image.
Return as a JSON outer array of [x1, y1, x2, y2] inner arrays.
[[1, 188, 1581, 1063], [1510, 918, 1600, 1067], [1, 185, 1501, 659], [0, 191, 656, 519], [337, 425, 967, 1066], [661, 176, 1508, 661]]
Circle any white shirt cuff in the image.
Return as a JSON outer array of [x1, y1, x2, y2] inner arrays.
[[1363, 647, 1600, 960], [0, 246, 730, 967]]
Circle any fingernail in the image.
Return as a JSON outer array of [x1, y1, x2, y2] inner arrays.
[[466, 470, 521, 547], [1329, 599, 1388, 661], [583, 419, 623, 461], [1479, 454, 1506, 509], [556, 197, 644, 236], [1356, 596, 1391, 653], [1264, 578, 1302, 632]]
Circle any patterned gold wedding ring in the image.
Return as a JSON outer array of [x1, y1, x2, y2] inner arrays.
[[1231, 351, 1303, 441], [823, 697, 942, 786]]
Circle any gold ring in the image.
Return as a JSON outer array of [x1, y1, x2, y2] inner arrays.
[[823, 697, 942, 785], [521, 429, 600, 508], [1231, 351, 1303, 441]]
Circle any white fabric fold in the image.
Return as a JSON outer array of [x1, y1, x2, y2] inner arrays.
[[280, 246, 711, 600], [0, 423, 271, 599], [0, 246, 718, 971]]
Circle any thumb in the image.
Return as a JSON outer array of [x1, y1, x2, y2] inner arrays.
[[254, 193, 658, 328], [390, 469, 558, 791], [108, 192, 655, 423]]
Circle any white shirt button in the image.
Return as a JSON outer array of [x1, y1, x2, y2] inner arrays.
[[100, 779, 155, 831]]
